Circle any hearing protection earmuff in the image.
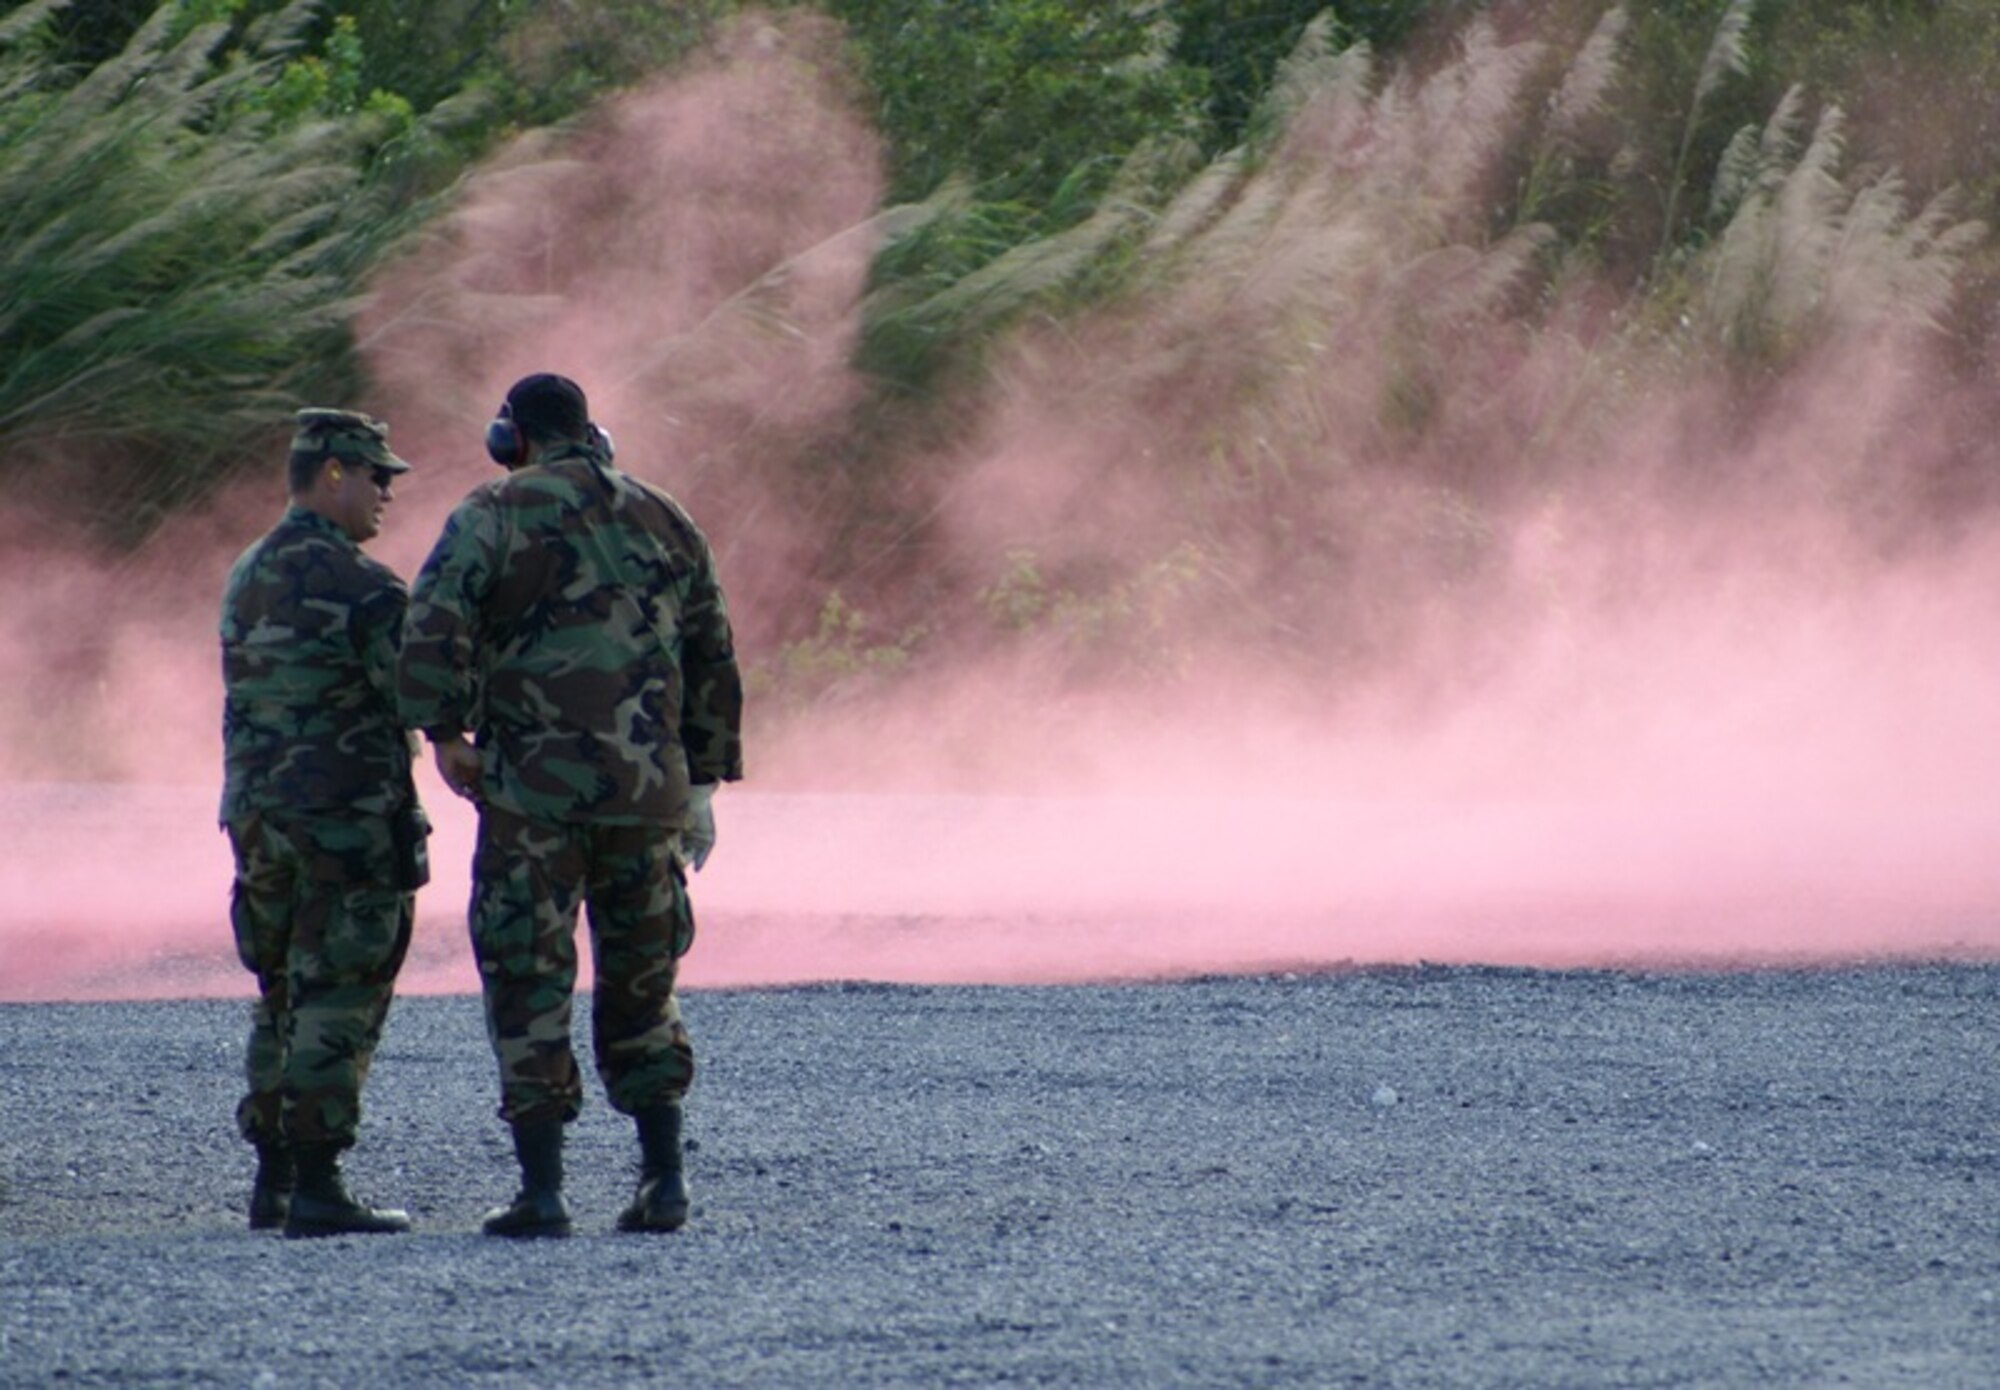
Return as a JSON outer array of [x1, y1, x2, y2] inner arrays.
[[484, 400, 616, 467], [484, 401, 524, 467]]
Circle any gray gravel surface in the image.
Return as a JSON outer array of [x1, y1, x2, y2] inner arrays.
[[2, 964, 1997, 1387]]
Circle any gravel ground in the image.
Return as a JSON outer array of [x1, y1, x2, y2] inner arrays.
[[2, 964, 1997, 1388]]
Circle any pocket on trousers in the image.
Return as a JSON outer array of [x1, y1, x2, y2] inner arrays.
[[320, 886, 414, 982]]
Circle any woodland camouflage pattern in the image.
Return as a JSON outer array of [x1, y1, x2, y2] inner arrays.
[[287, 408, 409, 475], [229, 810, 414, 1147], [399, 437, 740, 1126], [470, 805, 696, 1124], [220, 505, 417, 821], [397, 438, 744, 826], [219, 498, 425, 1150]]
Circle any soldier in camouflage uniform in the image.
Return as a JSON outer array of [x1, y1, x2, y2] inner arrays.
[[399, 373, 743, 1238], [219, 408, 428, 1238]]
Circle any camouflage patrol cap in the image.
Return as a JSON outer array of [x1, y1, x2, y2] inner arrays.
[[291, 408, 410, 474]]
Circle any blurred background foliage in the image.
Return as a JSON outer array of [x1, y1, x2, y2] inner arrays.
[[4, 0, 1999, 693]]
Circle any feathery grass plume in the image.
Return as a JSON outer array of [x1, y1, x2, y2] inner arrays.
[[902, 150, 1163, 317], [1826, 183, 1984, 339], [1244, 10, 1352, 160], [1700, 93, 1817, 355], [1547, 4, 1627, 148], [1271, 38, 1378, 174], [1707, 125, 1760, 223], [887, 8, 1936, 687], [1163, 29, 1376, 312], [842, 181, 1018, 388], [1693, 0, 1755, 107], [1404, 224, 1560, 331], [0, 0, 407, 537], [1700, 90, 1984, 359], [1658, 0, 1757, 269], [1397, 19, 1546, 210], [1135, 161, 1293, 357], [1137, 145, 1245, 263], [0, 2, 73, 51], [1132, 18, 1556, 409], [1764, 104, 1846, 333], [956, 20, 1569, 656], [1513, 4, 1628, 231], [856, 139, 1192, 391], [1712, 81, 1808, 224]]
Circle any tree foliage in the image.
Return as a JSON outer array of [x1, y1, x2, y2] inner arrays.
[[6, 0, 2000, 558], [821, 1, 1205, 209]]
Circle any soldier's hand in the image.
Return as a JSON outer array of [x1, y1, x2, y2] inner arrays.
[[432, 736, 483, 803], [683, 782, 717, 871]]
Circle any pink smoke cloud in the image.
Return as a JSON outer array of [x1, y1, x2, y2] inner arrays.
[[4, 9, 1999, 1004], [355, 9, 887, 633]]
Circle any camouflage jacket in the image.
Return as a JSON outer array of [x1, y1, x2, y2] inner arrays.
[[219, 504, 417, 823], [397, 440, 744, 827]]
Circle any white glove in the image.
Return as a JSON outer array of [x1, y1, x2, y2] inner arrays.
[[681, 782, 717, 871]]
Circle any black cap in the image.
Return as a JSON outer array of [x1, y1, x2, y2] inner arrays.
[[505, 373, 589, 443]]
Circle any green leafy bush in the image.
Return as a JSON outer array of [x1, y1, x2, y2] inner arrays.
[[823, 0, 1208, 207]]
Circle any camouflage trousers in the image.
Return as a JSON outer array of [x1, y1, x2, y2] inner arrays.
[[469, 805, 696, 1127], [227, 809, 418, 1150]]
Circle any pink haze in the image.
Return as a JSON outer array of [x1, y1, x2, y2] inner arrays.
[[2, 12, 1998, 1002]]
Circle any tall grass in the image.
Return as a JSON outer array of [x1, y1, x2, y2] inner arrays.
[[1702, 89, 1984, 359], [1656, 0, 1757, 270], [0, 0, 415, 536], [799, 3, 1991, 697]]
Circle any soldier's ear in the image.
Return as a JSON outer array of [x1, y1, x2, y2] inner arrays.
[[328, 465, 344, 484]]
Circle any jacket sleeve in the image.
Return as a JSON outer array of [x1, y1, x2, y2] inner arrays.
[[678, 533, 744, 785], [353, 566, 411, 718], [397, 498, 498, 738]]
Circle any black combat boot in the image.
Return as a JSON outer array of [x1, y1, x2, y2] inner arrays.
[[481, 1120, 572, 1238], [617, 1101, 690, 1232], [248, 1139, 294, 1231], [283, 1143, 412, 1237]]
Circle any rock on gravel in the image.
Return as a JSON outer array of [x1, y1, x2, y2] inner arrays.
[[2, 964, 1998, 1387]]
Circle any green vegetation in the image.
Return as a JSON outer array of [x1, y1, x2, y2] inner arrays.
[[0, 0, 737, 535], [746, 591, 923, 715], [5, 0, 1998, 696], [0, 1, 389, 535]]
